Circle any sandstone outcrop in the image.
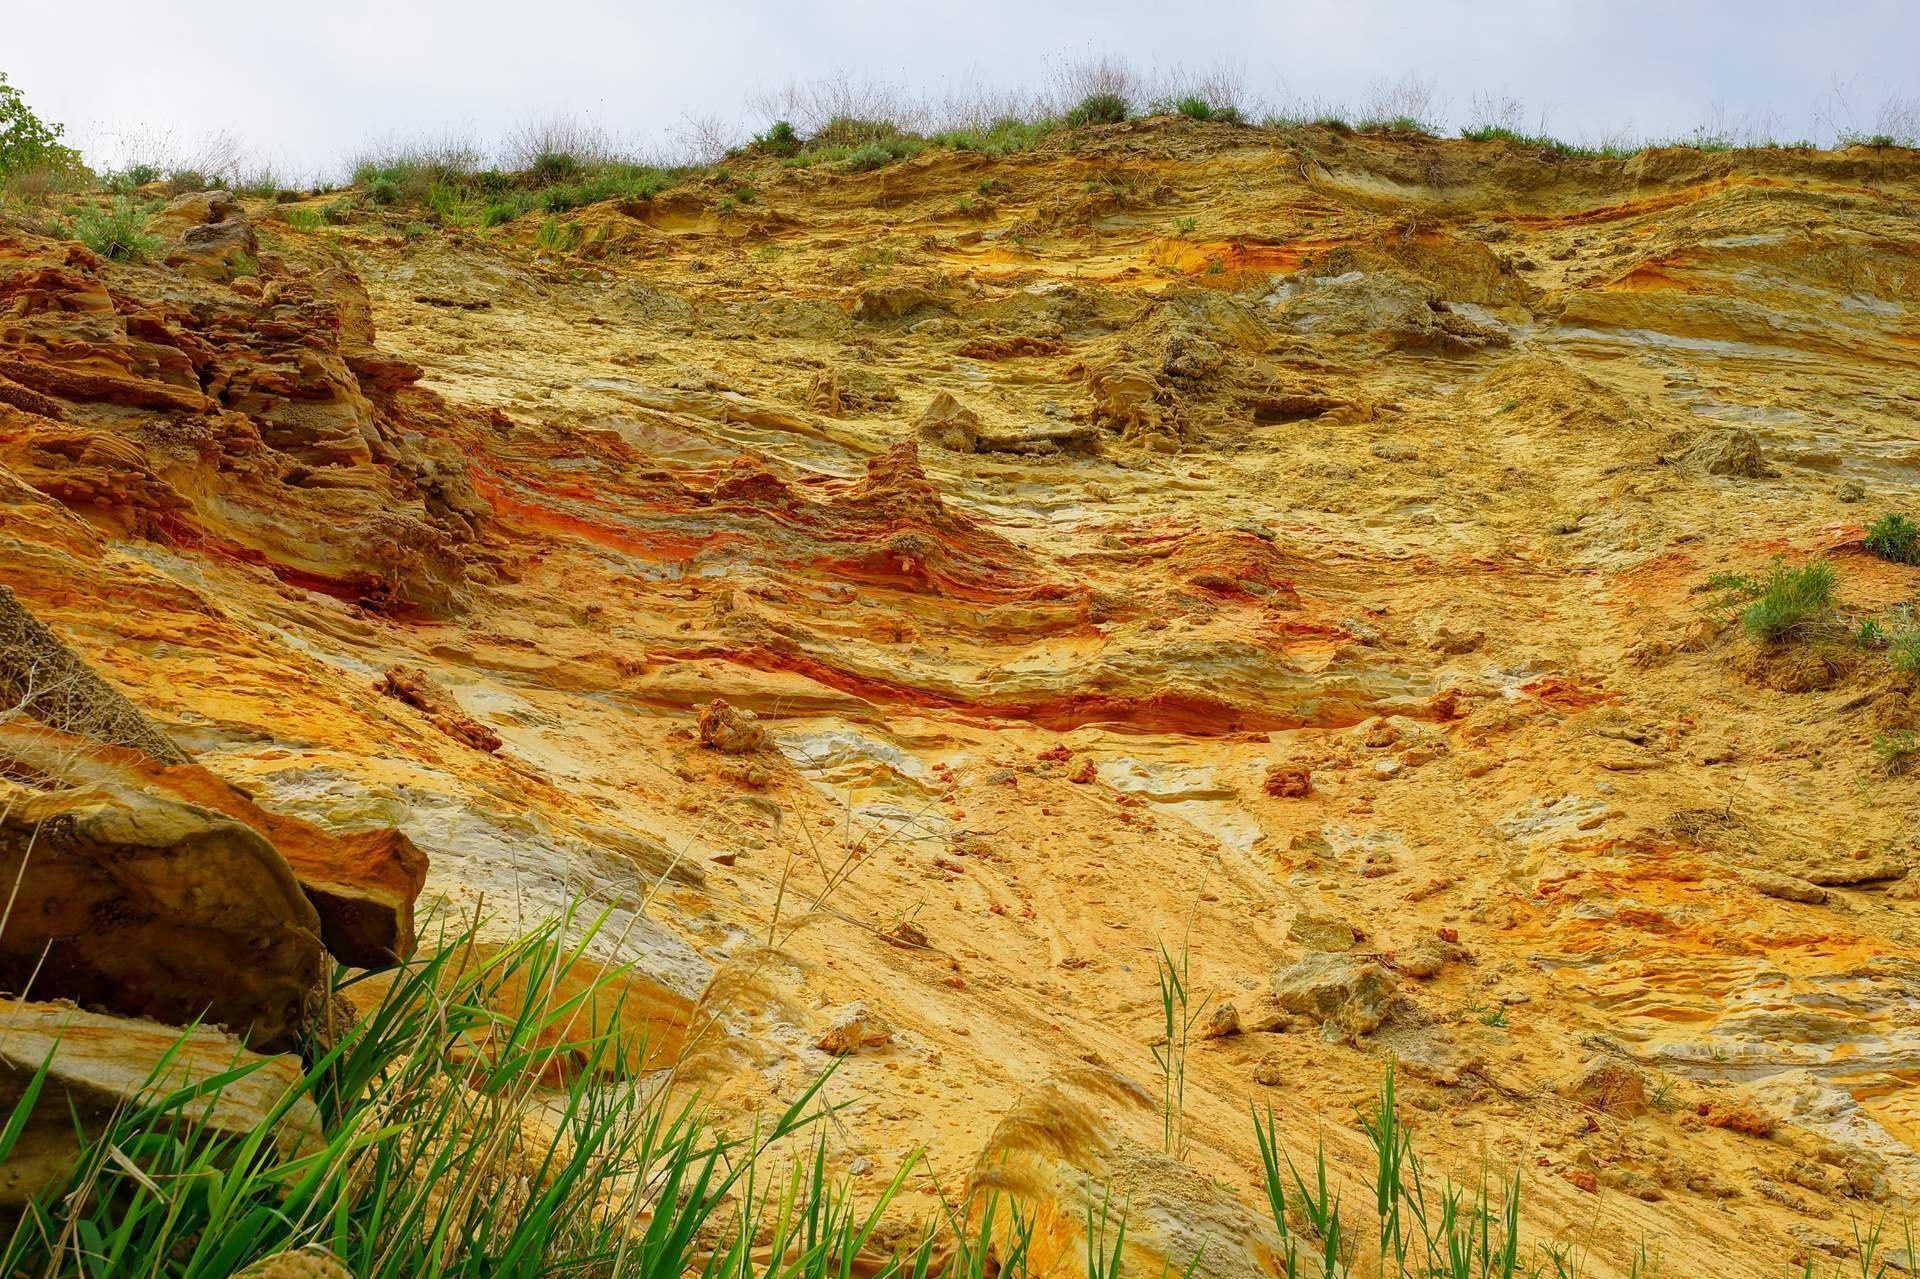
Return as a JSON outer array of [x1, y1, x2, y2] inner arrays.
[[0, 1001, 321, 1205], [0, 776, 323, 1047]]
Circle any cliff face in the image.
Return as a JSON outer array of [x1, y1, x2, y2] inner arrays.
[[4, 123, 1920, 1272]]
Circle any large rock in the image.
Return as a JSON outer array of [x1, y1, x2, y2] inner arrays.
[[1283, 270, 1509, 354], [0, 721, 426, 967], [1271, 952, 1398, 1036], [153, 192, 259, 282], [917, 391, 983, 452], [0, 774, 325, 1049], [0, 1001, 322, 1206]]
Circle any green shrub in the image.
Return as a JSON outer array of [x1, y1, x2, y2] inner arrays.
[[1865, 513, 1920, 564], [930, 117, 1057, 155], [1459, 124, 1602, 158], [481, 197, 525, 226], [104, 163, 162, 193], [71, 197, 159, 262], [535, 216, 581, 252], [1360, 115, 1429, 135], [1892, 627, 1920, 675], [1874, 730, 1919, 774], [843, 142, 897, 171], [165, 168, 217, 194], [536, 163, 675, 213], [529, 150, 580, 184], [812, 116, 900, 147], [321, 197, 357, 225], [755, 120, 801, 157], [1068, 92, 1130, 127], [366, 176, 400, 206], [1176, 95, 1214, 121], [279, 206, 324, 231], [0, 72, 81, 179], [1740, 556, 1837, 641]]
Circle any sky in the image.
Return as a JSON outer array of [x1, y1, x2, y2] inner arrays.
[[6, 0, 1917, 179]]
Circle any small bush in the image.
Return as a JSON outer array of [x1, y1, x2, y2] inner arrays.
[[1176, 96, 1214, 121], [481, 198, 525, 227], [1865, 513, 1920, 564], [842, 143, 894, 172], [528, 151, 580, 184], [1892, 628, 1920, 675], [1068, 92, 1130, 127], [279, 206, 324, 231], [1741, 557, 1837, 641], [1360, 115, 1430, 135], [535, 216, 581, 252], [754, 120, 801, 157], [366, 176, 400, 206], [104, 163, 162, 193], [71, 197, 160, 262], [165, 168, 216, 194], [811, 116, 900, 148], [929, 118, 1057, 156], [321, 197, 357, 225], [1875, 730, 1919, 774]]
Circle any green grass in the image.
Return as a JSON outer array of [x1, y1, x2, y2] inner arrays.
[[535, 163, 676, 212], [1892, 626, 1920, 676], [1864, 513, 1920, 565], [1151, 941, 1208, 1159], [1873, 730, 1918, 775], [0, 924, 1896, 1279], [1358, 115, 1431, 136], [1729, 557, 1838, 641], [1459, 125, 1604, 158], [0, 913, 862, 1278], [753, 120, 801, 157], [927, 118, 1058, 156], [70, 195, 160, 262], [1067, 93, 1130, 127]]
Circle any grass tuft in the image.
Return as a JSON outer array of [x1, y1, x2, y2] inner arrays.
[[1865, 513, 1920, 565], [70, 195, 160, 262], [1738, 557, 1838, 641], [0, 912, 869, 1278]]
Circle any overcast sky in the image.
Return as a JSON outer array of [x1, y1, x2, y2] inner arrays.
[[9, 0, 1918, 178]]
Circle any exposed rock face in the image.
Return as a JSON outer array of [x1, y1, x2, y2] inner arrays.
[[697, 697, 767, 754], [6, 130, 1920, 1271], [917, 391, 982, 452], [966, 1070, 1282, 1279], [1563, 1054, 1652, 1117], [230, 1250, 355, 1279], [380, 663, 502, 753], [0, 229, 488, 614], [816, 1000, 893, 1054], [153, 192, 260, 281]]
